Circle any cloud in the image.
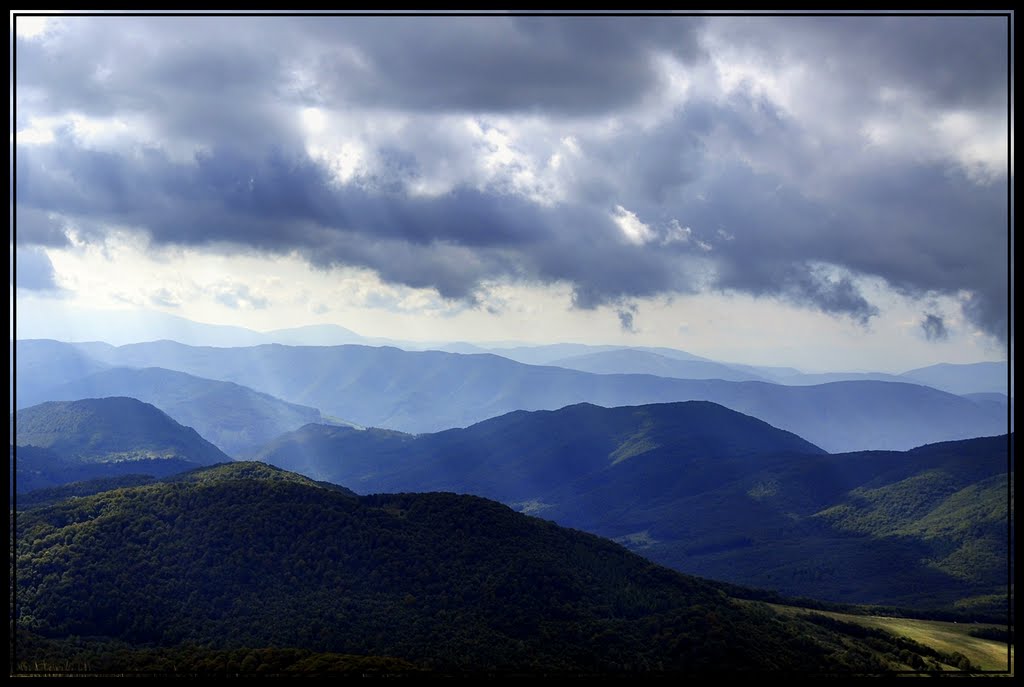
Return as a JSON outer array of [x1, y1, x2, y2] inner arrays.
[[12, 207, 71, 247], [920, 312, 949, 341], [150, 288, 180, 308], [612, 205, 656, 245], [11, 245, 62, 291], [14, 17, 705, 145], [617, 303, 638, 333], [212, 282, 268, 310], [12, 14, 1009, 342]]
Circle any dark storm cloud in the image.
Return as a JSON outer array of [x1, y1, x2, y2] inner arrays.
[[12, 14, 1009, 343], [658, 150, 1008, 335], [711, 15, 1008, 110], [12, 206, 70, 247], [15, 18, 306, 152], [12, 245, 61, 291], [921, 313, 949, 342], [832, 162, 1008, 340], [616, 304, 638, 333], [16, 139, 700, 306], [14, 124, 1006, 337], [15, 15, 704, 133], [316, 16, 704, 114]]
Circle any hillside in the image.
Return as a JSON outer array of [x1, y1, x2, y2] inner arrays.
[[256, 401, 824, 498], [636, 435, 1012, 612], [12, 398, 230, 491], [548, 349, 766, 382], [900, 362, 1010, 396], [12, 462, 980, 674], [19, 366, 339, 457], [479, 342, 713, 366], [23, 339, 1005, 452], [254, 406, 1010, 612], [12, 339, 110, 406], [12, 444, 198, 496]]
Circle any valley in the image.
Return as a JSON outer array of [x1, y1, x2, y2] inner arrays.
[[10, 333, 1012, 675]]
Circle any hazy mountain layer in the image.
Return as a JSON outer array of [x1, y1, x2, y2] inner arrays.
[[19, 339, 1006, 452], [18, 366, 342, 457], [900, 362, 1010, 396], [548, 349, 767, 382]]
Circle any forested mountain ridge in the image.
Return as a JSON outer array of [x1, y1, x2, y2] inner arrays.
[[12, 397, 231, 492], [13, 462, 985, 674], [253, 406, 1011, 613]]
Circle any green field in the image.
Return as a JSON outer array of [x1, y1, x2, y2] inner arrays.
[[763, 602, 1013, 673]]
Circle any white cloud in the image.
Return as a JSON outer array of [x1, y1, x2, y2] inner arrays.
[[612, 205, 655, 245], [13, 14, 51, 39]]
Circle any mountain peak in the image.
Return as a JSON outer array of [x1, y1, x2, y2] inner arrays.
[[170, 460, 359, 497], [14, 396, 230, 465]]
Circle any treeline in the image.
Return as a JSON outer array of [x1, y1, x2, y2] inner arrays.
[[706, 579, 1012, 625]]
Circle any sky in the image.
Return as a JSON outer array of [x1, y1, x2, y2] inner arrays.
[[11, 12, 1012, 372]]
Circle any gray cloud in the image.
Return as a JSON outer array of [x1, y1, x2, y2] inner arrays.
[[12, 206, 71, 247], [12, 14, 1009, 343], [150, 288, 180, 308], [921, 313, 949, 341], [12, 245, 61, 291], [317, 17, 703, 114], [213, 283, 268, 310], [617, 304, 638, 333], [708, 15, 1007, 110], [15, 16, 705, 141], [14, 120, 1006, 336]]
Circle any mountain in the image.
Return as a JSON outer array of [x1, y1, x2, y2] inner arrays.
[[900, 362, 1010, 396], [254, 406, 1010, 613], [255, 401, 825, 498], [12, 442, 199, 495], [15, 306, 273, 347], [772, 371, 908, 385], [730, 362, 1010, 398], [13, 443, 177, 496], [548, 349, 767, 382], [262, 324, 366, 346], [12, 398, 230, 491], [14, 302, 383, 348], [635, 434, 1012, 613], [18, 366, 344, 457], [12, 339, 111, 406], [961, 393, 1012, 429], [253, 424, 414, 483], [475, 342, 712, 366], [27, 339, 1006, 452], [12, 462, 980, 674]]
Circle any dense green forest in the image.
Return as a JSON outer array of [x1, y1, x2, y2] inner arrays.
[[11, 463, 989, 675], [254, 404, 1012, 613], [12, 397, 230, 492], [14, 397, 229, 465]]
